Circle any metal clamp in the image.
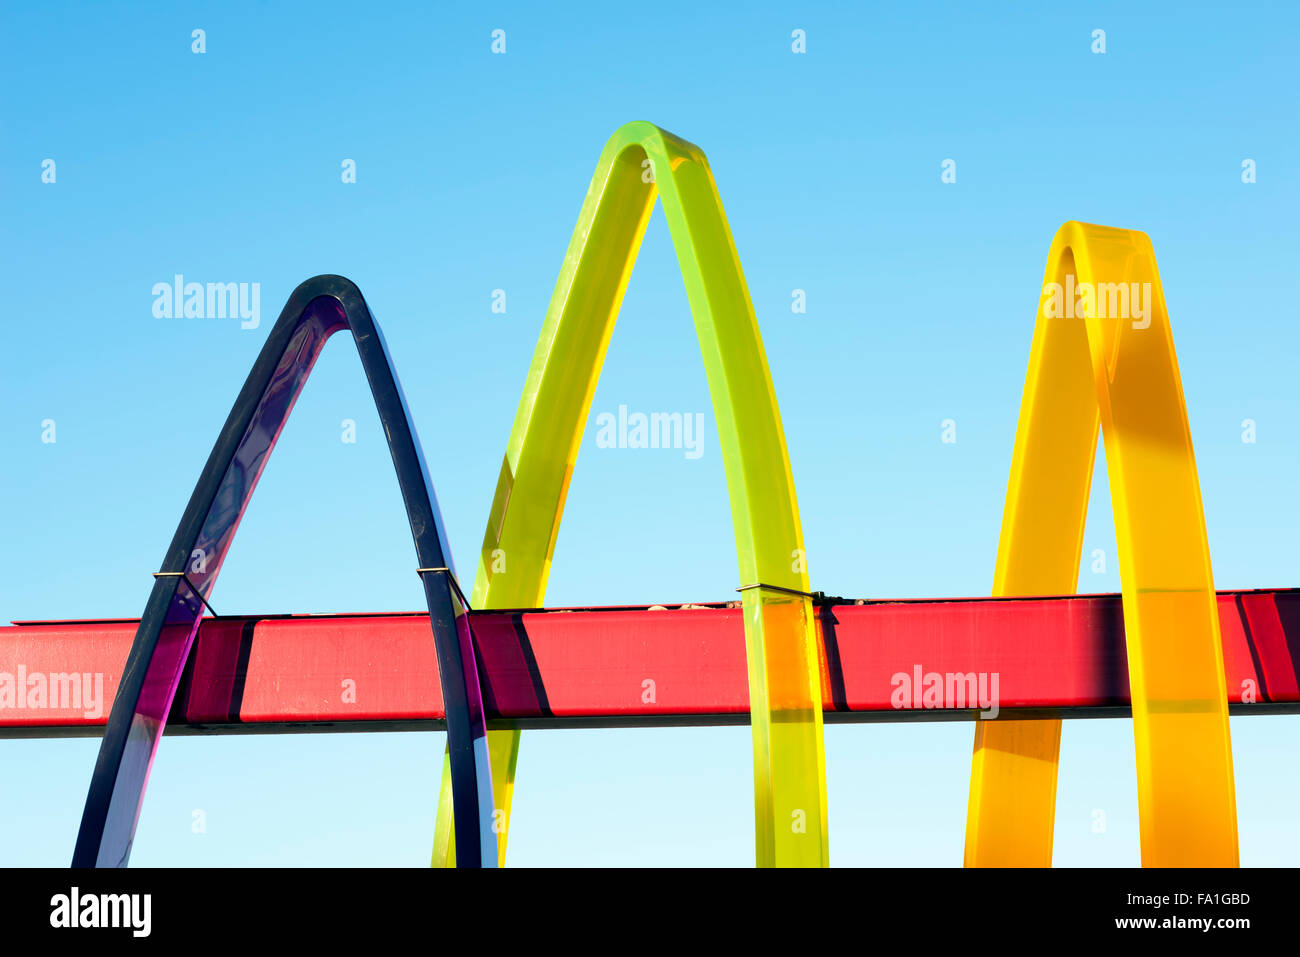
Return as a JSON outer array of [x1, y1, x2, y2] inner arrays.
[[736, 582, 819, 600], [416, 566, 472, 610], [735, 582, 849, 606], [152, 571, 219, 617]]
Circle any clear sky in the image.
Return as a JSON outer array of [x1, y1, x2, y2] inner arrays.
[[2, 0, 1299, 866]]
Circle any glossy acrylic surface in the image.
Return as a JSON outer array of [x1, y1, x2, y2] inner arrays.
[[431, 122, 828, 867], [964, 222, 1238, 867], [74, 283, 496, 867]]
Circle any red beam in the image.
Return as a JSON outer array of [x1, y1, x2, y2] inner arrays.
[[2, 590, 1298, 736]]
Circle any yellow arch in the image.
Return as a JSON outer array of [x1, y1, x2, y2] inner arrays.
[[432, 121, 828, 867], [965, 221, 1238, 867]]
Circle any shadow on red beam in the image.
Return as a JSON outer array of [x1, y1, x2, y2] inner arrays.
[[2, 590, 1300, 738]]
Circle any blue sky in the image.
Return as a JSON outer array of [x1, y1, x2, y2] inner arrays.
[[2, 0, 1299, 866]]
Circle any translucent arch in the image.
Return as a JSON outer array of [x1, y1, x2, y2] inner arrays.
[[73, 277, 497, 867], [431, 122, 829, 867], [964, 222, 1238, 867]]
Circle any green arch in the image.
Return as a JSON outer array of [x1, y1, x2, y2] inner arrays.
[[431, 121, 829, 867]]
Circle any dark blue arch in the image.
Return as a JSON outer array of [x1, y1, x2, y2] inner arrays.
[[72, 276, 496, 867]]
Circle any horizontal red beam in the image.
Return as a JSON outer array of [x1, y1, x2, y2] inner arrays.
[[2, 590, 1299, 736]]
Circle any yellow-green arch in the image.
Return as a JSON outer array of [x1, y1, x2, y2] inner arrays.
[[965, 221, 1238, 867], [432, 121, 828, 867]]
